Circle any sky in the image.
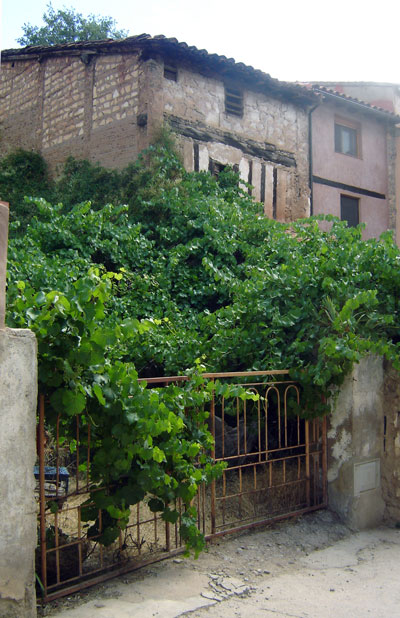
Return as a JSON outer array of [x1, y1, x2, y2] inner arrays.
[[1, 0, 399, 84]]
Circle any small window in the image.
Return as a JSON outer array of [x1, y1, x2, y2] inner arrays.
[[208, 159, 239, 178], [164, 64, 177, 81], [225, 85, 243, 117], [335, 120, 360, 157], [341, 195, 359, 227], [209, 159, 227, 177]]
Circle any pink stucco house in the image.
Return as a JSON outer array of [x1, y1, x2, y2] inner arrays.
[[309, 85, 399, 240]]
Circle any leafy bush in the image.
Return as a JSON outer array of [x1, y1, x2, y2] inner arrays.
[[5, 142, 400, 549], [0, 149, 52, 229]]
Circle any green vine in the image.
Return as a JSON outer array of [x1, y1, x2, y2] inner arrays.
[[5, 142, 400, 551]]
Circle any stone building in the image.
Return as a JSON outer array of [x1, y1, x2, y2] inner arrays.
[[0, 34, 317, 222]]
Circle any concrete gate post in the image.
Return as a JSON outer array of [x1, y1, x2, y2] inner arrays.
[[327, 355, 385, 529], [0, 202, 38, 618]]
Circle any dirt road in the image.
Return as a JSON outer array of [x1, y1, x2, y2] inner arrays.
[[39, 510, 400, 618]]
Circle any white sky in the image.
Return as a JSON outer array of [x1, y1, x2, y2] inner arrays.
[[1, 0, 399, 84]]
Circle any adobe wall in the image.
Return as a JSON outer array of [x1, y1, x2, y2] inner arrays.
[[0, 53, 310, 222], [0, 53, 141, 174]]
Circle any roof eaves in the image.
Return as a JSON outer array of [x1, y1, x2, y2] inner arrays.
[[1, 34, 318, 106], [312, 85, 400, 122]]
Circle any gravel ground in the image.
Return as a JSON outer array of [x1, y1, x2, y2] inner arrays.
[[37, 508, 353, 616]]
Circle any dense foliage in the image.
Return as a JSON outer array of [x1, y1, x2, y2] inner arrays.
[[4, 144, 400, 550], [17, 3, 128, 47]]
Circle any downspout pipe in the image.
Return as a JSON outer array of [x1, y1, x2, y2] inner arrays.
[[308, 102, 319, 216]]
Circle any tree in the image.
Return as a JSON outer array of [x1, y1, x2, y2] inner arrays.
[[17, 3, 128, 47]]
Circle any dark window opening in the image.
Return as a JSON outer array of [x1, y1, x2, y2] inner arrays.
[[341, 195, 359, 227], [209, 159, 239, 179], [225, 85, 243, 117], [193, 143, 199, 172], [260, 163, 266, 203], [248, 160, 253, 195], [335, 122, 359, 157], [209, 159, 226, 177], [164, 64, 178, 81]]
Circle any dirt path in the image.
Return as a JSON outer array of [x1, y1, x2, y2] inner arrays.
[[38, 510, 400, 617]]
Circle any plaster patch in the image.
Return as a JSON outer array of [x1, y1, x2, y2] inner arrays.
[[328, 380, 353, 436], [328, 428, 352, 482], [362, 443, 371, 457]]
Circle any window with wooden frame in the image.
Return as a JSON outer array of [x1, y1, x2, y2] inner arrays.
[[224, 85, 243, 117], [334, 117, 361, 157], [164, 63, 178, 81], [340, 194, 359, 227]]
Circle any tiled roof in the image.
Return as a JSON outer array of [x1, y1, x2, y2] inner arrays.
[[310, 84, 400, 122], [1, 33, 318, 106]]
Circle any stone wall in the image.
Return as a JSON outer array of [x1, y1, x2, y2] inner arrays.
[[327, 356, 385, 529], [381, 360, 400, 523], [162, 60, 310, 220], [327, 356, 400, 528], [0, 51, 310, 221]]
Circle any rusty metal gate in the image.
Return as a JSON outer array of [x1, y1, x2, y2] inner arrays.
[[36, 370, 327, 602]]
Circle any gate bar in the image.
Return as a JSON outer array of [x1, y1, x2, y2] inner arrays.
[[38, 393, 47, 591]]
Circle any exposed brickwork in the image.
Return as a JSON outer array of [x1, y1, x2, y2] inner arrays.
[[42, 57, 86, 148], [0, 48, 311, 221], [92, 55, 139, 129], [0, 61, 41, 151], [0, 61, 40, 118]]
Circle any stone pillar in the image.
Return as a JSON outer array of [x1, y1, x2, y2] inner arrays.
[[0, 329, 37, 618], [327, 356, 385, 529], [0, 200, 38, 617], [0, 202, 9, 329], [137, 57, 165, 153]]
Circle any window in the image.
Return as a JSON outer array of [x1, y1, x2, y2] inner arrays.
[[208, 159, 239, 178], [225, 85, 243, 117], [341, 195, 359, 227], [335, 119, 360, 157], [164, 64, 177, 81]]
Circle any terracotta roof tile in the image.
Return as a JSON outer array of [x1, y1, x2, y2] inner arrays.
[[1, 33, 318, 106], [311, 84, 400, 121]]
